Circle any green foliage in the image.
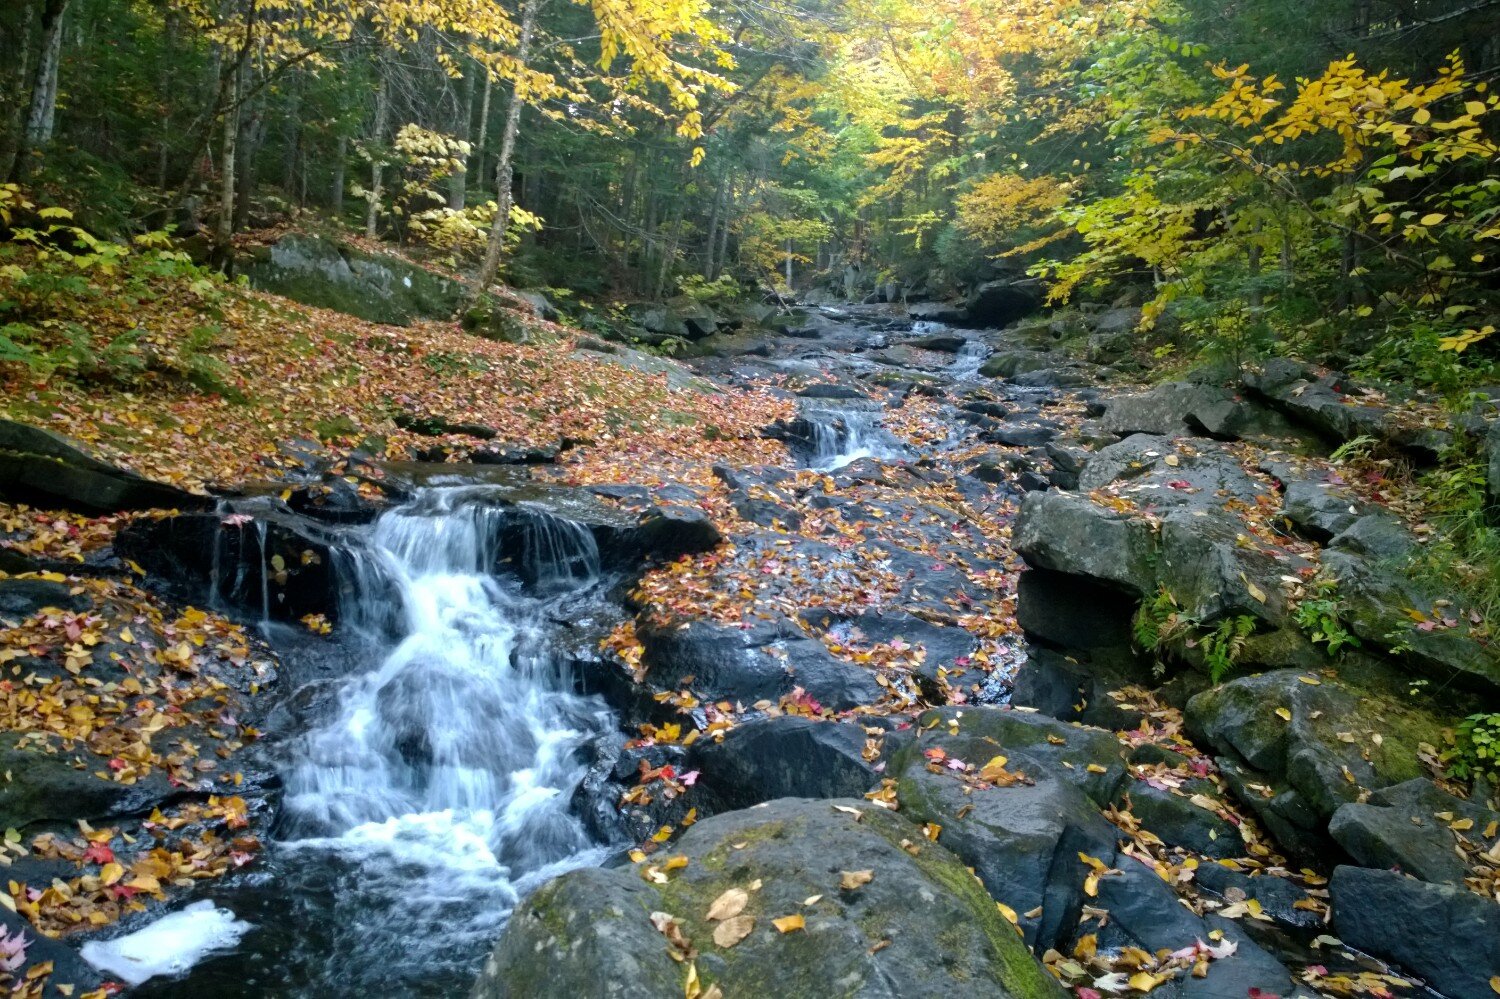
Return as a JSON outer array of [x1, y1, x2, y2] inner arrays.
[[675, 274, 742, 307], [0, 186, 235, 393], [1199, 616, 1255, 684], [1447, 713, 1500, 783], [1133, 587, 1253, 683], [1292, 578, 1360, 657]]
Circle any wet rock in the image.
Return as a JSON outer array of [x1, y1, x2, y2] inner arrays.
[[906, 300, 968, 325], [471, 443, 560, 465], [0, 420, 207, 514], [909, 334, 969, 352], [980, 349, 1059, 379], [1191, 862, 1323, 931], [1114, 780, 1246, 859], [636, 616, 884, 711], [1329, 778, 1499, 885], [1321, 540, 1500, 694], [1243, 360, 1452, 463], [1014, 490, 1158, 596], [239, 233, 464, 326], [1008, 650, 1134, 728], [393, 413, 499, 439], [1331, 865, 1500, 999], [0, 733, 179, 833], [1016, 569, 1138, 667], [474, 798, 1066, 999], [627, 506, 724, 564], [686, 718, 894, 814], [795, 383, 867, 400], [1087, 861, 1298, 999], [981, 422, 1059, 448], [892, 707, 1124, 951], [1278, 476, 1369, 543], [1186, 669, 1449, 860], [0, 578, 89, 621], [0, 908, 105, 997], [966, 279, 1045, 328], [115, 509, 341, 622]]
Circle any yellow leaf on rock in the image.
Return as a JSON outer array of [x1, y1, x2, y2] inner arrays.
[[1275, 707, 1292, 721], [1128, 971, 1162, 992], [772, 914, 805, 933]]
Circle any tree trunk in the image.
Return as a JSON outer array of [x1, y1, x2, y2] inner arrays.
[[215, 55, 242, 247], [468, 0, 543, 306], [472, 62, 492, 195], [331, 134, 346, 212], [14, 0, 70, 180], [450, 61, 476, 210], [364, 62, 390, 238]]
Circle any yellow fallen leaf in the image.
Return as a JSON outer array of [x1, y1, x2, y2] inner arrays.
[[1086, 763, 1107, 774], [996, 902, 1018, 924], [1128, 970, 1162, 992], [1275, 707, 1292, 721], [1451, 818, 1475, 832], [1164, 454, 1179, 466], [100, 862, 124, 886], [664, 856, 689, 871], [1489, 974, 1499, 994], [1297, 675, 1321, 685], [772, 914, 805, 933]]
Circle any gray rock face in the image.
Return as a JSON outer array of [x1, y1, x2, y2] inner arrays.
[[1243, 359, 1453, 462], [686, 718, 892, 814], [1185, 670, 1446, 861], [473, 798, 1066, 999], [1014, 490, 1158, 596], [1099, 382, 1242, 438], [892, 707, 1125, 951], [240, 233, 465, 325], [1331, 865, 1500, 999], [966, 279, 1046, 328], [1329, 778, 1499, 885], [0, 419, 207, 514], [636, 616, 884, 711], [0, 578, 88, 621]]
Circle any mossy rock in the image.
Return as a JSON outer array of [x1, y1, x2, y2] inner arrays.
[[473, 797, 1065, 999]]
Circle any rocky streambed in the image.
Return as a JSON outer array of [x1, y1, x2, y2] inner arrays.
[[0, 302, 1497, 998]]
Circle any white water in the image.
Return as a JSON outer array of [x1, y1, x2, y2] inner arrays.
[[277, 489, 614, 978], [81, 902, 252, 986], [950, 340, 990, 380]]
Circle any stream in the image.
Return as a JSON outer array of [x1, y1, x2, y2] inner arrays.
[[127, 306, 994, 995]]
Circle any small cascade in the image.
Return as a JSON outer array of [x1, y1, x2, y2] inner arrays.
[[801, 406, 906, 471], [950, 340, 990, 380], [271, 487, 614, 990]]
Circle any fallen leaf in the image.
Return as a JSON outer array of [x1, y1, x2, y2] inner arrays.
[[772, 914, 805, 933], [839, 869, 874, 890], [706, 888, 748, 921], [713, 915, 754, 948]]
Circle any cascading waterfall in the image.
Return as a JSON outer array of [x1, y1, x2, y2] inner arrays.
[[804, 407, 906, 471], [950, 340, 990, 380], [273, 488, 614, 989]]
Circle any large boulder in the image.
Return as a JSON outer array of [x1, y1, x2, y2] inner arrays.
[[1185, 669, 1450, 861], [686, 717, 896, 814], [1329, 778, 1500, 886], [1331, 865, 1500, 999], [965, 279, 1045, 328], [636, 616, 885, 711], [892, 707, 1125, 951], [1099, 382, 1245, 439], [0, 420, 206, 514], [239, 233, 465, 326], [473, 798, 1066, 999], [1013, 490, 1158, 596]]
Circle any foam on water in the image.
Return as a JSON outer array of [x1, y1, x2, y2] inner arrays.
[[80, 901, 252, 986]]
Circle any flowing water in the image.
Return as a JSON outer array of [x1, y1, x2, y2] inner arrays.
[[802, 406, 909, 470], [151, 488, 617, 996]]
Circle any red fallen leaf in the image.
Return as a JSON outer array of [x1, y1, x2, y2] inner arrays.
[[1167, 479, 1193, 490], [108, 757, 126, 771], [1306, 965, 1327, 977], [659, 766, 676, 780], [83, 841, 114, 864], [1076, 989, 1102, 999], [1248, 989, 1283, 999]]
